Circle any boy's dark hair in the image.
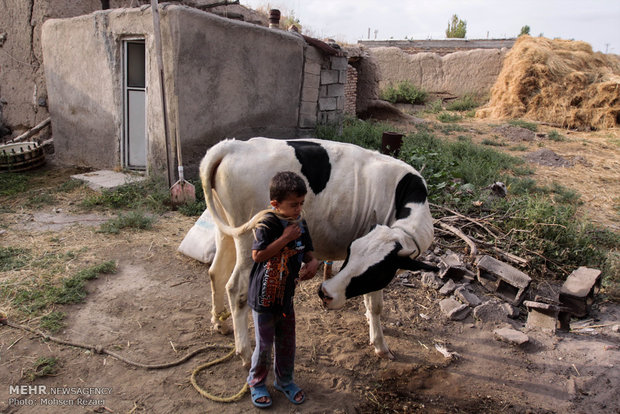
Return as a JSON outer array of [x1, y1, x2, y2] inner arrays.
[[270, 171, 307, 202]]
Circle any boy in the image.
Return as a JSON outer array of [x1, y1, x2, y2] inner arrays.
[[247, 171, 319, 408]]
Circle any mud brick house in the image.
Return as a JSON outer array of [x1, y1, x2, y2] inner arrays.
[[6, 2, 346, 178]]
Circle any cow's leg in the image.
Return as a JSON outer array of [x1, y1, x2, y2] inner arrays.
[[363, 290, 394, 359], [225, 234, 254, 368], [208, 229, 236, 334]]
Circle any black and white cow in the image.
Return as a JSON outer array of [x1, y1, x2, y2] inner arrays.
[[199, 137, 435, 366]]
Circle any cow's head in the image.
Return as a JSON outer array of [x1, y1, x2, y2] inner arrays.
[[318, 225, 438, 309]]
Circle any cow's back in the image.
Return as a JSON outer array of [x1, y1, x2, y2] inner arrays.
[[201, 138, 427, 259]]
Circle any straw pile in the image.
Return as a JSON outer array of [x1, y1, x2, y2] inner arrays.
[[477, 36, 620, 130]]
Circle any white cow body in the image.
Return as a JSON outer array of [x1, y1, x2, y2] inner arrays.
[[200, 138, 434, 365]]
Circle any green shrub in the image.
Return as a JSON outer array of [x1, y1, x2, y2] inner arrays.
[[446, 95, 479, 111], [508, 119, 538, 132], [437, 112, 462, 123], [547, 130, 566, 141], [98, 211, 154, 234], [425, 100, 443, 114], [316, 116, 391, 151], [380, 81, 428, 105], [82, 177, 169, 213]]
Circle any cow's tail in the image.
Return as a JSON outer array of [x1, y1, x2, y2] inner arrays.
[[199, 140, 272, 237]]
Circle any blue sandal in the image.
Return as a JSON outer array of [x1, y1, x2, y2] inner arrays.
[[250, 385, 272, 408], [274, 381, 305, 405]]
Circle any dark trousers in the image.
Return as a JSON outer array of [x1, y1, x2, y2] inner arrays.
[[247, 309, 296, 388]]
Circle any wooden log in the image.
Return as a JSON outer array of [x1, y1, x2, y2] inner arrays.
[[7, 117, 51, 144]]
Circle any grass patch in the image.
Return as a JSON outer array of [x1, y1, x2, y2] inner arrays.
[[437, 112, 462, 123], [316, 116, 393, 151], [508, 119, 538, 132], [25, 357, 59, 382], [508, 144, 529, 152], [40, 311, 66, 333], [81, 177, 170, 213], [0, 247, 31, 271], [380, 81, 428, 105], [57, 178, 85, 192], [547, 130, 566, 141], [425, 100, 443, 114], [438, 123, 467, 135], [2, 261, 117, 316], [481, 138, 508, 147], [446, 95, 480, 111], [98, 211, 154, 234], [0, 172, 30, 196], [26, 190, 56, 207]]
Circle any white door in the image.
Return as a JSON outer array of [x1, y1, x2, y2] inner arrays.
[[124, 40, 146, 169]]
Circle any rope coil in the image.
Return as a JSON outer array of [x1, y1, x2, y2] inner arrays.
[[1, 316, 248, 402]]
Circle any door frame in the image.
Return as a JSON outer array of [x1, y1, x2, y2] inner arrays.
[[122, 38, 147, 170]]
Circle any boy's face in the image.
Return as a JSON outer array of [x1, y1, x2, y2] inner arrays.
[[271, 194, 305, 220]]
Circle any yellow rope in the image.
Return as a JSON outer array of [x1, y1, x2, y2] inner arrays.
[[190, 346, 249, 403], [1, 313, 248, 403]]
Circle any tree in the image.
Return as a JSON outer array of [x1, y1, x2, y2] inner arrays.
[[446, 14, 466, 38], [519, 25, 530, 36]]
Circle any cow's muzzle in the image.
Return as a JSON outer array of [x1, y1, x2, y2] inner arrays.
[[317, 284, 332, 307]]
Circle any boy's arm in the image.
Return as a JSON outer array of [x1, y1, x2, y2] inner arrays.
[[252, 223, 302, 263], [299, 251, 319, 281]]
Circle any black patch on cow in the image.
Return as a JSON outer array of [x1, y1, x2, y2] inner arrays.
[[344, 242, 439, 299], [286, 140, 331, 194], [394, 173, 428, 220]]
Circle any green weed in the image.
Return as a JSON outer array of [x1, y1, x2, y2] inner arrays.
[[425, 100, 443, 114], [81, 177, 169, 213], [446, 95, 480, 111], [316, 117, 391, 151], [0, 172, 30, 196], [481, 138, 508, 147], [40, 311, 66, 333], [508, 119, 538, 132], [380, 81, 428, 105], [0, 247, 31, 271], [547, 130, 566, 141], [98, 211, 154, 234], [26, 357, 58, 382], [437, 112, 462, 123], [3, 261, 117, 315]]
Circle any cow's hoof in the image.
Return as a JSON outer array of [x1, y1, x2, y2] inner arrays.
[[375, 348, 395, 360]]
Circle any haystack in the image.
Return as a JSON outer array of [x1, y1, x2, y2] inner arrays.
[[477, 36, 620, 130]]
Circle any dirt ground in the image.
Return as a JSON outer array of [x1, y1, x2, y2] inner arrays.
[[1, 121, 619, 413]]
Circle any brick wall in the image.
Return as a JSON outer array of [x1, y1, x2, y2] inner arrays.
[[344, 65, 357, 115]]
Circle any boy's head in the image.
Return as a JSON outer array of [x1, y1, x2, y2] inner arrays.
[[269, 171, 307, 219]]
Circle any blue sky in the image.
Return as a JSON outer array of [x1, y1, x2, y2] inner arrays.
[[241, 0, 620, 54]]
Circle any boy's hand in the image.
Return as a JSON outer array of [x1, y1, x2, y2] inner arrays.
[[281, 223, 302, 243], [299, 258, 319, 281]]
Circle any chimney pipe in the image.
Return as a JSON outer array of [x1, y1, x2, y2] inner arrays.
[[269, 9, 281, 29]]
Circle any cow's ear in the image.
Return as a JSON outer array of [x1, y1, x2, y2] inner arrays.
[[396, 256, 439, 272]]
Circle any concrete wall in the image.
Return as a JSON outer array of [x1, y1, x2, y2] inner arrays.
[[41, 5, 342, 177], [169, 7, 305, 172], [369, 46, 508, 97]]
